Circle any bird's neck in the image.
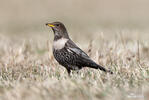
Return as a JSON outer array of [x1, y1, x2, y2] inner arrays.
[[54, 31, 69, 41], [54, 35, 63, 41]]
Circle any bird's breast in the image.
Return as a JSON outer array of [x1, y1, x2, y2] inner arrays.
[[53, 38, 68, 50]]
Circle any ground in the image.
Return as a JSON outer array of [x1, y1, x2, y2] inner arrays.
[[0, 29, 148, 100]]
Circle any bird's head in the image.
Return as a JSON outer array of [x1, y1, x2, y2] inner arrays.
[[46, 22, 69, 39]]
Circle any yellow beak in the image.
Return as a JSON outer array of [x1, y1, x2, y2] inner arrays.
[[46, 23, 55, 27]]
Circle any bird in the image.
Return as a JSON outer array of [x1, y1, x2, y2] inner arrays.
[[46, 22, 113, 75]]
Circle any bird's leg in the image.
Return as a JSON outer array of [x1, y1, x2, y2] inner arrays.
[[66, 68, 71, 76]]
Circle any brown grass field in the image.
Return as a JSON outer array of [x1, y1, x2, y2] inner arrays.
[[0, 0, 149, 100]]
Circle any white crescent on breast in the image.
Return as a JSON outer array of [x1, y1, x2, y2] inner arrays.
[[53, 38, 68, 50]]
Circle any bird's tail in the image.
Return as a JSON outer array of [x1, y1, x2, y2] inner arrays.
[[88, 63, 113, 74], [81, 58, 113, 74]]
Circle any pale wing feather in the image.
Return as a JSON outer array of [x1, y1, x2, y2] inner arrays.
[[66, 40, 90, 59]]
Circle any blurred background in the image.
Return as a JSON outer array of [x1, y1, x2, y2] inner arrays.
[[0, 0, 149, 41]]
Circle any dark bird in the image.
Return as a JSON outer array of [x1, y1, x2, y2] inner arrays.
[[46, 22, 113, 75]]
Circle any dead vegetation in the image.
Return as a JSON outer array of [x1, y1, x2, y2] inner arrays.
[[0, 31, 148, 100]]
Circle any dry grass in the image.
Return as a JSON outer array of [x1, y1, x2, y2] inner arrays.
[[0, 30, 148, 100]]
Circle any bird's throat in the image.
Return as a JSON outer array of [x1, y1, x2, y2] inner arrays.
[[54, 34, 63, 41]]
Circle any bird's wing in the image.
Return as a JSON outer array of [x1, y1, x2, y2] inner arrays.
[[65, 40, 90, 59], [65, 40, 113, 74]]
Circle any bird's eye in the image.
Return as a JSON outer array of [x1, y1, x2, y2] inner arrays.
[[56, 24, 60, 26]]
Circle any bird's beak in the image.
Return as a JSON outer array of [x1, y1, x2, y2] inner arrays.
[[45, 23, 55, 28]]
